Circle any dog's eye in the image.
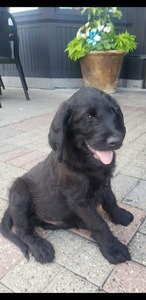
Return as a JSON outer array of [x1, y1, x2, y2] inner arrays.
[[86, 114, 93, 120]]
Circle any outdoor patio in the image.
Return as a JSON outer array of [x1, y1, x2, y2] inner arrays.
[[0, 87, 146, 293]]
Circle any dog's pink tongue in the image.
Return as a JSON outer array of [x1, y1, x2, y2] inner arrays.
[[94, 150, 113, 165]]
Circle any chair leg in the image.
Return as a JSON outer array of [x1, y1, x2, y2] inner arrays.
[[16, 61, 30, 100], [0, 85, 2, 107], [16, 60, 28, 91], [0, 76, 5, 89]]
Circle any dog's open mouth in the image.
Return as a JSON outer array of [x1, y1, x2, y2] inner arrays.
[[86, 143, 113, 165]]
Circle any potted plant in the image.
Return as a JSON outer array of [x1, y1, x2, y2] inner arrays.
[[65, 7, 138, 93]]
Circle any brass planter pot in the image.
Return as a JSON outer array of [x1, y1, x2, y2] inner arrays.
[[80, 50, 126, 94]]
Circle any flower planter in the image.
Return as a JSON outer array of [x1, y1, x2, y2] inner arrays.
[[80, 50, 126, 94]]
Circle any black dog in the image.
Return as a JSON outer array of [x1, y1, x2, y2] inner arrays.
[[0, 87, 134, 264]]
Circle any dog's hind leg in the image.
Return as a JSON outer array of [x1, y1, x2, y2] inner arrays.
[[0, 208, 29, 259], [8, 177, 55, 263]]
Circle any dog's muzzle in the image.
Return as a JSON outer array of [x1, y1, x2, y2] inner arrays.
[[86, 142, 114, 165]]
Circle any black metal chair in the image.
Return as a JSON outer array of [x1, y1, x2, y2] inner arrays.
[[0, 10, 30, 101]]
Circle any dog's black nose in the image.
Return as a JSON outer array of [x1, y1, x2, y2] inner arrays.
[[107, 136, 121, 147]]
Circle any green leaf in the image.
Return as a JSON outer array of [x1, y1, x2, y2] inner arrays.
[[115, 31, 138, 52]]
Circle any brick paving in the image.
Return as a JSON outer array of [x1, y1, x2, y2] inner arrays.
[[0, 87, 146, 293]]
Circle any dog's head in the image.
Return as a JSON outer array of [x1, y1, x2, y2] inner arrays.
[[49, 87, 126, 165]]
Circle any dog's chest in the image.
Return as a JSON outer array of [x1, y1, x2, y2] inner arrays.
[[86, 167, 111, 199], [88, 165, 112, 183], [86, 175, 104, 199]]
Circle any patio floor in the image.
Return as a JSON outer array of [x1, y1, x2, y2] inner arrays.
[[0, 87, 146, 293]]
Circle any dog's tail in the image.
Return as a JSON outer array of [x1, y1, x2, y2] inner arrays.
[[0, 209, 29, 259]]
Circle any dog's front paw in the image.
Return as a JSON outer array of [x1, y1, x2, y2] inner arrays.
[[100, 237, 131, 264], [110, 207, 134, 226], [30, 238, 55, 263]]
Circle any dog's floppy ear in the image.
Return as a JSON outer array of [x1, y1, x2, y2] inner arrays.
[[48, 101, 71, 162]]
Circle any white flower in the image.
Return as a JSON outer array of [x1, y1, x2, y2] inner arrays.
[[98, 25, 104, 32], [94, 34, 101, 41], [103, 26, 111, 33], [80, 33, 87, 38], [86, 29, 90, 37]]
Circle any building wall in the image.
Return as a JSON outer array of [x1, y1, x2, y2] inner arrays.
[[0, 7, 146, 89]]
